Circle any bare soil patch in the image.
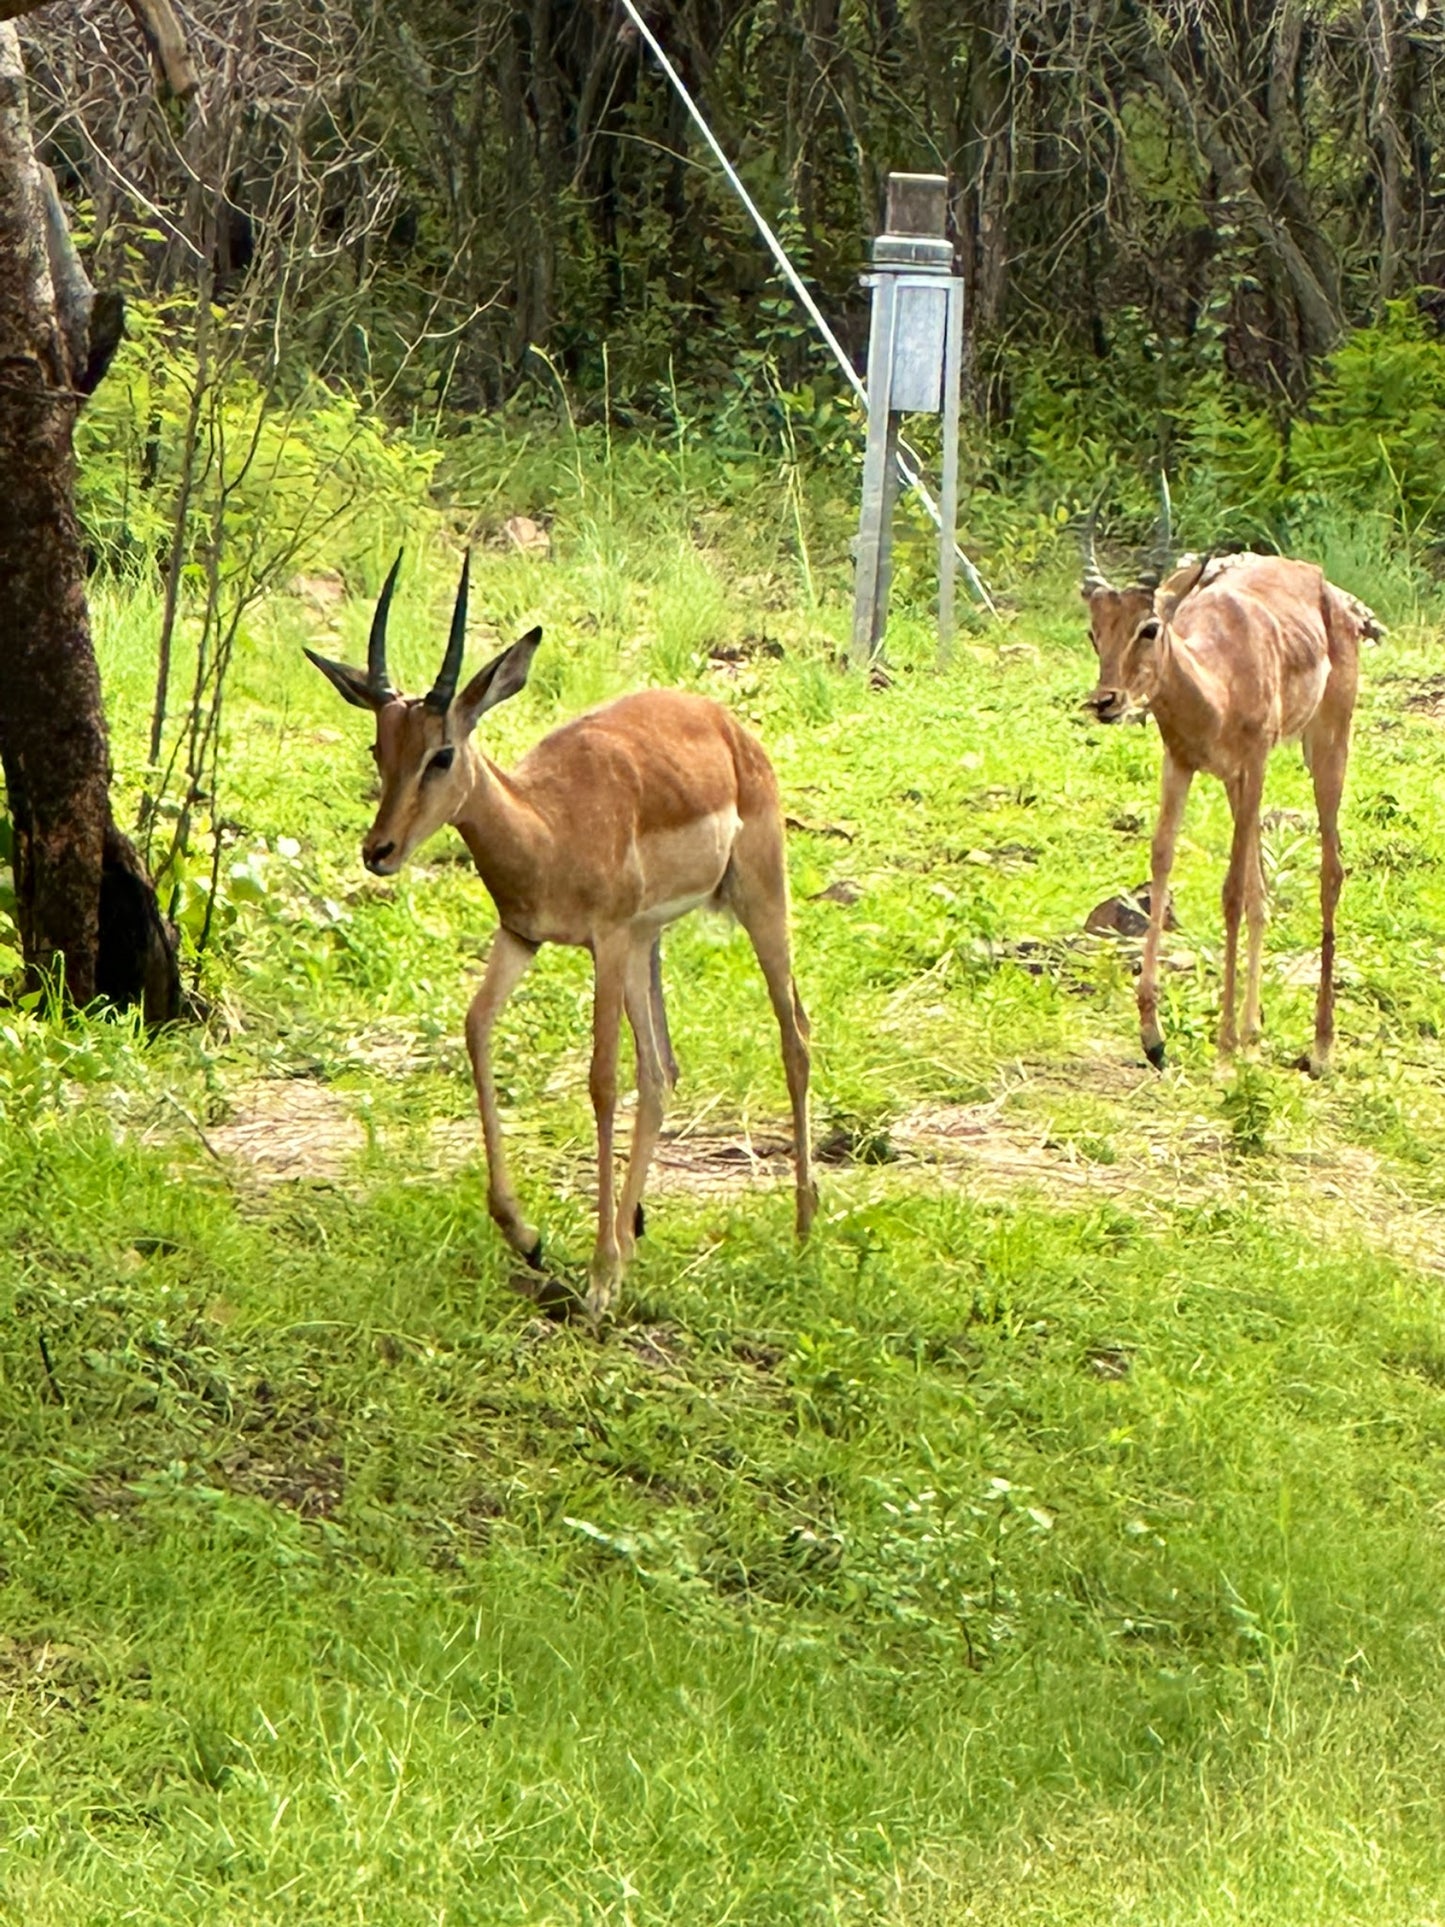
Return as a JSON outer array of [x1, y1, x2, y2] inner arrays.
[[166, 1065, 1445, 1280], [0, 1638, 96, 1714], [203, 1081, 364, 1182], [219, 1443, 346, 1520]]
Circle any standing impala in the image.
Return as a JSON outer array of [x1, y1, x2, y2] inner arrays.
[[1081, 513, 1378, 1076], [307, 553, 817, 1319]]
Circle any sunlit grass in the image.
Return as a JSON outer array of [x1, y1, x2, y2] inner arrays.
[[3, 468, 1445, 1920]]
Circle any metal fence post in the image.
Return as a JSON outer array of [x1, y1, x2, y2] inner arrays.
[[850, 173, 966, 669]]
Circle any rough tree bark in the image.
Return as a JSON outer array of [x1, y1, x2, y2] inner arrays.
[[0, 17, 182, 1018], [1138, 26, 1342, 380], [1365, 0, 1405, 306], [960, 2, 1014, 345]]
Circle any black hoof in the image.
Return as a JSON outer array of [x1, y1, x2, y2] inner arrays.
[[633, 1202, 646, 1239], [1145, 1042, 1166, 1070], [524, 1237, 545, 1272]]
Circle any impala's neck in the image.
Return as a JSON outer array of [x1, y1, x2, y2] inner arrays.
[[1146, 627, 1221, 763], [451, 753, 551, 920]]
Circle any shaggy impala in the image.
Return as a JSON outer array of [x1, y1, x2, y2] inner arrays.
[[307, 554, 817, 1318], [1081, 515, 1379, 1076]]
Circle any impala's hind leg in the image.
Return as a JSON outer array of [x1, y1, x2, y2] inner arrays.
[[466, 929, 540, 1261], [721, 818, 816, 1239], [649, 934, 679, 1091], [617, 934, 670, 1265], [1306, 724, 1350, 1078]]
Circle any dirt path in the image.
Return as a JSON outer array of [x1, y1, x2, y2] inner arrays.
[[164, 1062, 1445, 1282]]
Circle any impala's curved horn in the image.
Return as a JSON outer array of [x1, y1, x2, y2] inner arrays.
[[1077, 501, 1111, 595], [368, 549, 404, 699], [425, 550, 471, 714], [1137, 474, 1173, 591]]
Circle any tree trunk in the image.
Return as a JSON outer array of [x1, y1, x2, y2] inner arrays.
[[1139, 32, 1342, 382], [953, 0, 1014, 412], [1365, 0, 1405, 306], [497, 9, 553, 380], [966, 5, 1014, 339], [0, 22, 179, 1020]]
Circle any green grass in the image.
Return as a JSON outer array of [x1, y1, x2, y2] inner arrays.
[[3, 490, 1445, 1922]]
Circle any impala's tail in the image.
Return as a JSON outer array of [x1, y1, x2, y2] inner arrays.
[[1321, 578, 1383, 662]]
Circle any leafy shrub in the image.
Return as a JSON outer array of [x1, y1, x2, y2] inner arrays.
[[1292, 303, 1445, 531], [76, 298, 438, 585]]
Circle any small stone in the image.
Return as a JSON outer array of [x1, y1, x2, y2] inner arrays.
[[1084, 883, 1178, 939], [809, 878, 864, 906], [504, 515, 551, 556]]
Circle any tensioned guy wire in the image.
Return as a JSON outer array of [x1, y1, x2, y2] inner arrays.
[[615, 0, 995, 616]]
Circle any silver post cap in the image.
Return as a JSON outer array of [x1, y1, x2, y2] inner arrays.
[[871, 171, 953, 272]]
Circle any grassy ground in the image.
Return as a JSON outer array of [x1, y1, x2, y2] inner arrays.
[[3, 491, 1445, 1922]]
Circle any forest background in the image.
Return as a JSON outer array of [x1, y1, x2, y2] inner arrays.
[[23, 0, 1445, 596]]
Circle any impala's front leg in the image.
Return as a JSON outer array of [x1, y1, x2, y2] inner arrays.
[[465, 928, 541, 1261], [585, 931, 631, 1323], [1138, 753, 1192, 1069]]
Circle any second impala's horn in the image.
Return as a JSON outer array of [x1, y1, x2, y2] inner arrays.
[[368, 550, 403, 699], [1138, 474, 1173, 590], [1078, 501, 1111, 595], [425, 551, 471, 713]]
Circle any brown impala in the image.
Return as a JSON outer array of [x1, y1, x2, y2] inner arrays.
[[307, 554, 816, 1319], [1081, 499, 1380, 1076]]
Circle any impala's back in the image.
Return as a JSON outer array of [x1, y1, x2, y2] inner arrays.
[[1167, 554, 1374, 754]]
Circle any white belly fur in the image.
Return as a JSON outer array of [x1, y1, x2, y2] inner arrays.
[[638, 807, 741, 925]]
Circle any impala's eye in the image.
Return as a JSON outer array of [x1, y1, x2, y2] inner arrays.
[[425, 746, 455, 778]]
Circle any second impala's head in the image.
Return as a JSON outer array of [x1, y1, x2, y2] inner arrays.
[[304, 551, 542, 876], [1079, 482, 1173, 723]]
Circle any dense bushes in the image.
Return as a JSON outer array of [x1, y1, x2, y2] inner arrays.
[[67, 288, 1445, 637]]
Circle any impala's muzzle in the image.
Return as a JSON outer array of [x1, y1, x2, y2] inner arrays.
[[1087, 687, 1129, 724], [363, 837, 400, 876]]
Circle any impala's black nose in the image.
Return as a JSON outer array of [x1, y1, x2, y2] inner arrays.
[[1088, 689, 1127, 724], [364, 840, 396, 873]]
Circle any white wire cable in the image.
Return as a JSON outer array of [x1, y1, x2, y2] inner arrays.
[[616, 0, 995, 616]]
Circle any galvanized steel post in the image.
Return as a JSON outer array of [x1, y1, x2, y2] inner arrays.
[[850, 174, 966, 668]]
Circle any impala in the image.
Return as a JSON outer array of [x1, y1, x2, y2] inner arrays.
[[306, 554, 817, 1318], [1081, 512, 1379, 1075]]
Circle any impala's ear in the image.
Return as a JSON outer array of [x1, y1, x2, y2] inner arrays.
[[304, 648, 388, 712], [1154, 552, 1211, 628], [1153, 587, 1185, 628], [454, 627, 543, 732]]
